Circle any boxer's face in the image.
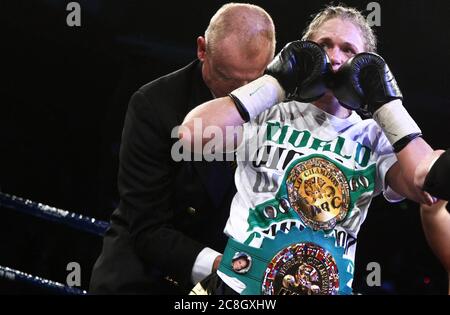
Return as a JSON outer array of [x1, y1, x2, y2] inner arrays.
[[198, 35, 272, 98], [310, 18, 365, 72]]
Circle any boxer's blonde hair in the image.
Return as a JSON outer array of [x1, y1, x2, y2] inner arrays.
[[302, 5, 377, 53], [205, 3, 276, 58]]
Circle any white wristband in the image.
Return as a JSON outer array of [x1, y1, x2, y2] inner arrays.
[[372, 99, 422, 146], [230, 74, 286, 120]]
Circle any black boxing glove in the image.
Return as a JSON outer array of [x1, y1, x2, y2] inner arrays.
[[332, 52, 402, 112], [230, 40, 330, 122], [332, 53, 422, 152], [265, 40, 330, 102]]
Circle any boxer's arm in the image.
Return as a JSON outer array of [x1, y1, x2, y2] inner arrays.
[[180, 75, 285, 152], [385, 137, 437, 205], [332, 53, 446, 203], [420, 201, 450, 273], [180, 95, 247, 152]]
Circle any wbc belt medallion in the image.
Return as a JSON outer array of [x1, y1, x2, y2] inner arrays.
[[220, 228, 353, 295], [262, 242, 340, 295], [286, 157, 350, 230]]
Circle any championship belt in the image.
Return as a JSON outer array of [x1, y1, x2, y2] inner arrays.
[[218, 227, 353, 295], [219, 155, 374, 294]]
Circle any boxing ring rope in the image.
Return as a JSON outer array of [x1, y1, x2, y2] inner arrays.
[[0, 192, 110, 236], [0, 265, 87, 295], [0, 192, 111, 294]]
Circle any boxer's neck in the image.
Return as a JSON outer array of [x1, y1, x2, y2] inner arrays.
[[313, 92, 351, 119]]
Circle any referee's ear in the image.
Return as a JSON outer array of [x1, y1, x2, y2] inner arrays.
[[197, 36, 207, 62]]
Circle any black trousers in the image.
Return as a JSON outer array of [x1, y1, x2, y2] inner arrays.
[[190, 273, 239, 295]]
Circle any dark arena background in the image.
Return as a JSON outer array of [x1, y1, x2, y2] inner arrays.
[[0, 0, 449, 295]]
